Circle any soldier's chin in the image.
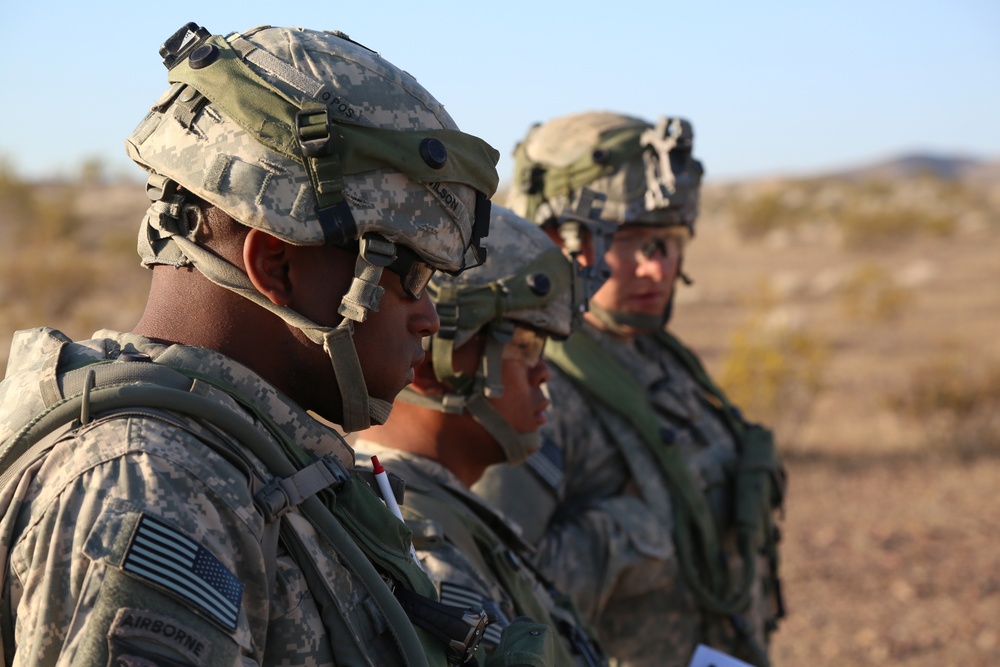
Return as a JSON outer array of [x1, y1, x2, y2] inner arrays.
[[616, 312, 664, 335]]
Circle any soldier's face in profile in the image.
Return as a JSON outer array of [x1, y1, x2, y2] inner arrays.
[[491, 327, 552, 437], [589, 225, 683, 318], [281, 242, 440, 420], [447, 328, 551, 461]]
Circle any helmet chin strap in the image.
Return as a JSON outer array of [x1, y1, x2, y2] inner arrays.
[[397, 333, 540, 465], [396, 388, 540, 466], [170, 235, 391, 432]]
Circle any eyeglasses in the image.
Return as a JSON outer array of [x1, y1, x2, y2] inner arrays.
[[384, 243, 436, 299], [611, 230, 686, 264], [355, 236, 436, 299], [501, 326, 548, 367]]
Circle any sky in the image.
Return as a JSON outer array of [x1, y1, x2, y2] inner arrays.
[[2, 0, 998, 186]]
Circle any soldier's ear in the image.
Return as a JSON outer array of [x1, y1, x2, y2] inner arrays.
[[244, 229, 293, 306]]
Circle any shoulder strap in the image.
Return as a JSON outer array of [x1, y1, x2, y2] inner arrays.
[[545, 333, 727, 585], [0, 357, 438, 667]]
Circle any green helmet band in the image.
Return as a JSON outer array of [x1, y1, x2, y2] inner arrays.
[[163, 30, 498, 263], [514, 125, 645, 224], [427, 244, 576, 386]]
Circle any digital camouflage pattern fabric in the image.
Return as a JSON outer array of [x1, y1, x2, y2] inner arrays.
[[0, 328, 421, 666], [401, 205, 581, 466], [507, 111, 703, 233], [354, 442, 606, 667], [129, 24, 499, 273], [474, 321, 779, 667]]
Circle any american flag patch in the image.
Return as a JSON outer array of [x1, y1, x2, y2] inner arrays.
[[123, 515, 244, 630]]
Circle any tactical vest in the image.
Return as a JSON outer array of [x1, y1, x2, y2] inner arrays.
[[0, 333, 453, 667], [402, 481, 606, 667], [544, 329, 786, 667]]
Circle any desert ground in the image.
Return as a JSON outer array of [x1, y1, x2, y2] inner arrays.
[[1, 163, 997, 665], [673, 186, 1000, 665]]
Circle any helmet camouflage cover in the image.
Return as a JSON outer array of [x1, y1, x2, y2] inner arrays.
[[124, 23, 500, 431], [507, 110, 703, 233], [127, 23, 499, 272], [400, 205, 581, 464]]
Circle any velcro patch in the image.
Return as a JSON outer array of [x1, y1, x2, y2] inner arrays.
[[427, 182, 468, 224], [109, 608, 211, 665], [123, 515, 243, 630]]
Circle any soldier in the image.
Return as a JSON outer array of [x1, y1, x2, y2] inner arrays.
[[354, 205, 609, 666], [474, 112, 787, 667], [0, 22, 557, 667]]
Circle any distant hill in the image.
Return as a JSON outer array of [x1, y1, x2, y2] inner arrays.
[[835, 153, 990, 181]]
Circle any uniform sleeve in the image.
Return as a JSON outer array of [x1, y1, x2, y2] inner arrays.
[[7, 415, 268, 667], [475, 372, 673, 623]]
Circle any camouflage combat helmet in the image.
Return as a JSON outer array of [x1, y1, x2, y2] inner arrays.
[[125, 23, 500, 431], [507, 111, 703, 331], [507, 110, 703, 232], [398, 206, 581, 464]]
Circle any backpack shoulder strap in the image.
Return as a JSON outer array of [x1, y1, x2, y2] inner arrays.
[[0, 355, 438, 667], [544, 332, 723, 559]]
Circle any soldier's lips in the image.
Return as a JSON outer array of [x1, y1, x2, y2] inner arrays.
[[533, 400, 550, 424], [626, 291, 669, 310], [404, 352, 425, 385]]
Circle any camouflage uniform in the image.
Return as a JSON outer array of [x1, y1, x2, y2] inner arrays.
[[474, 112, 784, 667], [0, 328, 420, 666], [475, 323, 775, 667], [354, 443, 605, 667]]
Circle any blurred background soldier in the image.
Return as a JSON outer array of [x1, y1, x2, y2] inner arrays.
[[355, 205, 609, 666], [0, 23, 508, 667], [475, 111, 787, 667]]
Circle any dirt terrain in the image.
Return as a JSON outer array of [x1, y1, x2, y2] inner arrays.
[[673, 185, 1000, 666], [1, 168, 998, 666]]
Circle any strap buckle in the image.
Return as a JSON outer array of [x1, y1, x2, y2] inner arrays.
[[255, 455, 350, 522], [394, 587, 489, 664], [295, 108, 334, 158]]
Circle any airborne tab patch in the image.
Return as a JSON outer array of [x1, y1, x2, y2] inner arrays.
[[123, 515, 244, 630]]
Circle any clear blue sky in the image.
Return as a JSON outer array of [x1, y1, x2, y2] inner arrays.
[[2, 0, 998, 185]]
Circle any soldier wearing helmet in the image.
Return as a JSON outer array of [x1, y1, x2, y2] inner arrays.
[[475, 111, 787, 667], [354, 205, 608, 666], [0, 23, 536, 667]]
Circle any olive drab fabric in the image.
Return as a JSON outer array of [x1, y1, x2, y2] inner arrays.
[[474, 321, 785, 667], [355, 443, 607, 667], [0, 328, 463, 667]]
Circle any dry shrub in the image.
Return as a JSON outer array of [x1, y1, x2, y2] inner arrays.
[[0, 166, 103, 328], [715, 173, 975, 250], [837, 206, 956, 248], [886, 347, 1000, 460], [839, 263, 914, 322], [717, 279, 830, 438], [733, 191, 800, 240], [0, 161, 34, 221]]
